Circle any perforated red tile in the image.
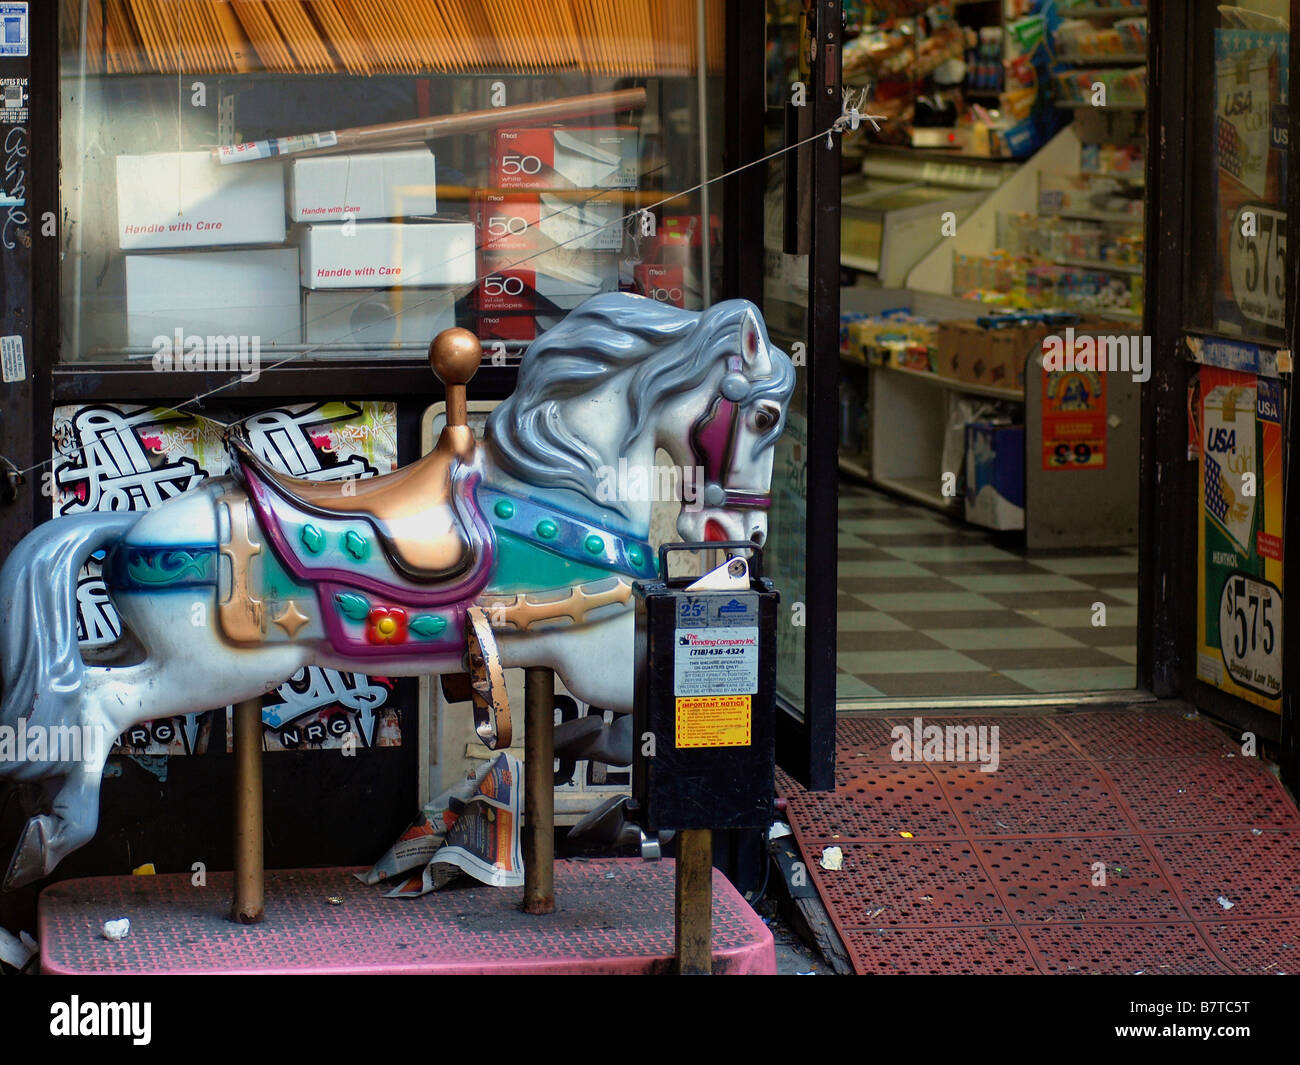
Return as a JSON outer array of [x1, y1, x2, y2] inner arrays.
[[1024, 923, 1231, 975], [1052, 710, 1236, 760], [782, 763, 961, 842], [979, 837, 1184, 923], [1145, 831, 1300, 921], [808, 841, 1009, 927], [1199, 919, 1300, 975], [781, 712, 1300, 975], [1104, 756, 1300, 832], [843, 926, 1039, 975], [39, 862, 774, 975], [936, 760, 1130, 837], [889, 714, 1084, 761], [835, 716, 904, 760]]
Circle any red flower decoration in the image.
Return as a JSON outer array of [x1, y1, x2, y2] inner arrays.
[[366, 607, 408, 645]]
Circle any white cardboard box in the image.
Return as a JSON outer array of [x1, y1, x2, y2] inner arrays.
[[116, 151, 286, 250], [295, 222, 476, 289], [125, 249, 301, 348], [303, 288, 457, 349], [289, 148, 438, 222]]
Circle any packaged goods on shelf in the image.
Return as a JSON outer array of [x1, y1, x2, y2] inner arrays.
[[473, 191, 624, 253], [302, 288, 457, 348], [289, 148, 437, 222], [125, 249, 301, 348], [295, 221, 476, 289], [634, 264, 687, 307], [1053, 66, 1147, 107], [116, 151, 286, 250], [493, 127, 638, 190]]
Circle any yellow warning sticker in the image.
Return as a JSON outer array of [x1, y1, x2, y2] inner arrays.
[[675, 694, 752, 749]]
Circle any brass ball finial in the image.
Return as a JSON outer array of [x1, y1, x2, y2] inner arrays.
[[428, 328, 483, 386]]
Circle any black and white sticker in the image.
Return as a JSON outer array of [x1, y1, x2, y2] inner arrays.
[[1218, 571, 1282, 698], [0, 333, 23, 382]]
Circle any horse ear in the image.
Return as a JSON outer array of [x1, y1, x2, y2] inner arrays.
[[739, 307, 772, 376]]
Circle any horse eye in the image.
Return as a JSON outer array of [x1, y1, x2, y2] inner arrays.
[[752, 409, 775, 431]]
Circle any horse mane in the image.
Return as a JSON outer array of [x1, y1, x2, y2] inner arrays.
[[484, 293, 792, 514]]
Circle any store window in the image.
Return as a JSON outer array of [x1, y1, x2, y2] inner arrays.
[[57, 1, 725, 365]]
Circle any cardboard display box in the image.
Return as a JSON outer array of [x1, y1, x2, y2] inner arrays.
[[493, 127, 638, 190], [125, 248, 301, 347], [303, 288, 457, 349], [936, 321, 991, 383], [116, 151, 286, 250], [986, 322, 1047, 392], [474, 190, 624, 252], [295, 221, 476, 289], [289, 148, 438, 222]]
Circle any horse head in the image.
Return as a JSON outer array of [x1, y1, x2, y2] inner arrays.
[[483, 293, 794, 548]]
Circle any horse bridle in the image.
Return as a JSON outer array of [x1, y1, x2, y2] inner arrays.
[[688, 356, 773, 511]]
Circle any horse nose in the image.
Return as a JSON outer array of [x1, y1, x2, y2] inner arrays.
[[750, 528, 766, 547]]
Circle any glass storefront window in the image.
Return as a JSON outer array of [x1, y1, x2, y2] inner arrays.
[[57, 1, 724, 364]]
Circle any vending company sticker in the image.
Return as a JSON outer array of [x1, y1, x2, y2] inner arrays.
[[675, 694, 752, 749], [674, 625, 759, 696]]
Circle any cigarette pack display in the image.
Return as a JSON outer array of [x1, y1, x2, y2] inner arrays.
[[116, 151, 286, 250], [289, 148, 438, 221], [478, 248, 618, 311], [295, 221, 476, 289], [473, 191, 624, 252], [493, 127, 638, 189], [303, 288, 457, 348], [124, 249, 301, 347]]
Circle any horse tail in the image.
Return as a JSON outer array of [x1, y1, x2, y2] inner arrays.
[[0, 513, 138, 748]]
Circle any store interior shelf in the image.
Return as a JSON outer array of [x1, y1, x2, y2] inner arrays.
[[1044, 207, 1144, 224], [1055, 99, 1147, 111], [873, 474, 962, 512], [1054, 256, 1143, 275], [1060, 53, 1147, 66], [866, 359, 1024, 402], [1062, 5, 1147, 18]]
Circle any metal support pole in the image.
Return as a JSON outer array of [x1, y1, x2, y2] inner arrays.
[[675, 828, 713, 974], [230, 697, 264, 924], [522, 666, 555, 914]]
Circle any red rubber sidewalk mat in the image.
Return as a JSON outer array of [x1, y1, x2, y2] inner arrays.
[[779, 709, 1300, 975]]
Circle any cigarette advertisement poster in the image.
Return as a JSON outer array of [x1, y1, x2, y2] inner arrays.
[[1195, 368, 1284, 712], [1215, 29, 1289, 340], [51, 400, 410, 753]]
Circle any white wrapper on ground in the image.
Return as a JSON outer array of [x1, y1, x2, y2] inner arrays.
[[0, 927, 37, 970]]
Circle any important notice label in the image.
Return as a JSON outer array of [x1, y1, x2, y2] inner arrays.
[[675, 694, 752, 749]]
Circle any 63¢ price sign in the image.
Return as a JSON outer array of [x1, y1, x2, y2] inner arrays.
[[1041, 368, 1107, 471], [1218, 572, 1282, 698]]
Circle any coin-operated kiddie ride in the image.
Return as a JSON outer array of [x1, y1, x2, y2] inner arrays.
[[2, 292, 793, 974]]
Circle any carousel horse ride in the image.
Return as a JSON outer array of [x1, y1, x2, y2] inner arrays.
[[0, 291, 795, 897]]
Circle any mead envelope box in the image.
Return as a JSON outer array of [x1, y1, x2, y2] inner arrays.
[[493, 127, 638, 190], [297, 221, 475, 289], [474, 191, 623, 252], [479, 248, 618, 311], [290, 148, 437, 222], [125, 248, 301, 348], [304, 288, 456, 348], [116, 151, 286, 250]]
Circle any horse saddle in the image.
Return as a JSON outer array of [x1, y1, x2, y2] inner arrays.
[[226, 429, 476, 583]]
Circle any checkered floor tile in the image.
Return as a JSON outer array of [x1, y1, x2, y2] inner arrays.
[[837, 482, 1137, 699]]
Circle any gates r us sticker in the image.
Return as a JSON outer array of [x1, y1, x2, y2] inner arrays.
[[675, 694, 751, 749]]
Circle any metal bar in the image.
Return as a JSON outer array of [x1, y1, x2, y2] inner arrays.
[[696, 0, 712, 307], [674, 829, 713, 974], [522, 666, 555, 915], [230, 697, 265, 924]]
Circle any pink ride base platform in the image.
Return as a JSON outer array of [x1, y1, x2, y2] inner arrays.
[[39, 859, 775, 975]]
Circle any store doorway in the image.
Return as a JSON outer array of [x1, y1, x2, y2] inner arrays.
[[835, 1, 1147, 706]]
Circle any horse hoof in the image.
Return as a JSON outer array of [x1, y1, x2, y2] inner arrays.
[[3, 816, 51, 892]]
